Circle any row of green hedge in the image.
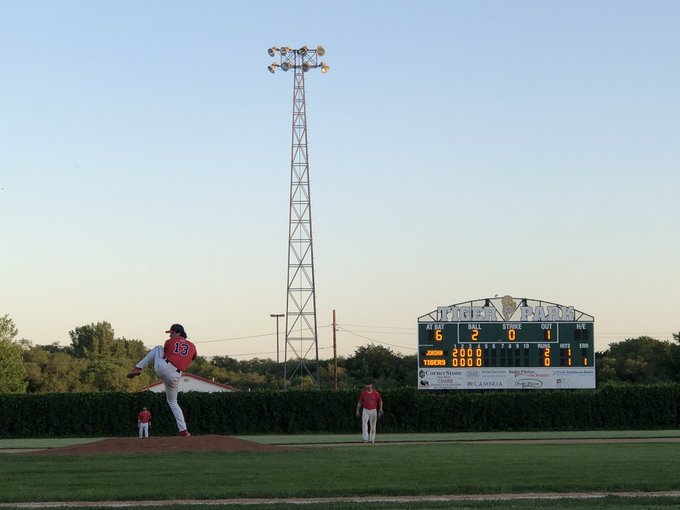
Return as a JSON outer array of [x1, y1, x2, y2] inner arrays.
[[2, 384, 679, 438]]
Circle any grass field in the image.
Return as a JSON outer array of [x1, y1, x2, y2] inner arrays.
[[1, 431, 680, 509], [3, 497, 680, 510]]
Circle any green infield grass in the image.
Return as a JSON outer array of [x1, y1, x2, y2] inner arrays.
[[236, 429, 680, 444], [1, 439, 680, 508], [0, 437, 105, 449], [6, 496, 680, 510], [3, 429, 680, 449]]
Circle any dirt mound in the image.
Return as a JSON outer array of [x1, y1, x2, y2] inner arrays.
[[30, 435, 287, 455]]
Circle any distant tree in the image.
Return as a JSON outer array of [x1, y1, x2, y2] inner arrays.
[[23, 345, 87, 393], [70, 322, 147, 374], [0, 314, 19, 342], [240, 357, 278, 377], [0, 314, 28, 393], [188, 356, 226, 380], [317, 360, 350, 389], [220, 369, 270, 391], [69, 321, 146, 360], [342, 344, 415, 388], [115, 337, 148, 361], [211, 355, 240, 372], [596, 336, 679, 384], [69, 322, 117, 358], [40, 342, 74, 355], [23, 344, 48, 392], [81, 357, 132, 392], [283, 373, 318, 390]]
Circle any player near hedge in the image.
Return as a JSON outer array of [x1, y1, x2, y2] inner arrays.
[[355, 379, 384, 443], [137, 407, 152, 438], [128, 323, 197, 437]]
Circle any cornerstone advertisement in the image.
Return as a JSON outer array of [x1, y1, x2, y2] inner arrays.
[[417, 367, 596, 390]]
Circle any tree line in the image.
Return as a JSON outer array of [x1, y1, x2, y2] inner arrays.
[[1, 314, 679, 393], [1, 315, 415, 392]]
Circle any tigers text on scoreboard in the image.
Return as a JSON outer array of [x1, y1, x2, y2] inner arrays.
[[417, 295, 596, 390]]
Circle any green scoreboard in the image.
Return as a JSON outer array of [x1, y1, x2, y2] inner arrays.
[[417, 296, 596, 390]]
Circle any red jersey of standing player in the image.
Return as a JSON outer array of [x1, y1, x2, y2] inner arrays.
[[138, 407, 152, 424], [358, 385, 382, 410], [163, 335, 197, 372]]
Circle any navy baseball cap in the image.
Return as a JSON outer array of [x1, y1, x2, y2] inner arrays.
[[166, 324, 187, 337]]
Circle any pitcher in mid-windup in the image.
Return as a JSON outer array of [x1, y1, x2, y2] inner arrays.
[[128, 323, 197, 437]]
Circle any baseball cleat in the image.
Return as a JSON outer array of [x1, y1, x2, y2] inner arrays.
[[178, 430, 191, 437], [126, 367, 142, 378]]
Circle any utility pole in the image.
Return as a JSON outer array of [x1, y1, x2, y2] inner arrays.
[[333, 309, 338, 390], [270, 313, 284, 383], [267, 45, 329, 387]]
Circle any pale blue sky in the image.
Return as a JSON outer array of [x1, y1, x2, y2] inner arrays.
[[2, 1, 678, 360]]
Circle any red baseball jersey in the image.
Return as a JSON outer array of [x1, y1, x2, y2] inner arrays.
[[358, 389, 382, 410], [163, 337, 197, 372], [138, 410, 152, 423]]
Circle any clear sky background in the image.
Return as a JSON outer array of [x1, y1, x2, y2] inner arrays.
[[2, 1, 678, 361]]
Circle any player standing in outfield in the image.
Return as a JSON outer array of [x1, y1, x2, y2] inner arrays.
[[137, 407, 152, 438], [127, 324, 197, 437], [355, 379, 383, 443]]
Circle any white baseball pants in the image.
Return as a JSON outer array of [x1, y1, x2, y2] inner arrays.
[[361, 408, 378, 442], [138, 422, 149, 438]]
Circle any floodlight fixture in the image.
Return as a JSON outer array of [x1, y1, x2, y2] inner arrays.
[[266, 44, 329, 75]]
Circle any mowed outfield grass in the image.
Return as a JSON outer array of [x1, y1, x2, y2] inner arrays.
[[1, 432, 680, 509]]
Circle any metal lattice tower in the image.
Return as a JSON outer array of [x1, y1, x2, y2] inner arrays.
[[267, 46, 329, 387]]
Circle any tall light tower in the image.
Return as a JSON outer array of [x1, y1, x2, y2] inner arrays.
[[267, 45, 329, 386]]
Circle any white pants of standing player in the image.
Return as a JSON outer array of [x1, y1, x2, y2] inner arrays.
[[361, 408, 378, 442], [136, 346, 188, 432], [138, 422, 149, 438]]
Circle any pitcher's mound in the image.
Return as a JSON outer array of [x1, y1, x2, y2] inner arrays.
[[31, 435, 286, 455]]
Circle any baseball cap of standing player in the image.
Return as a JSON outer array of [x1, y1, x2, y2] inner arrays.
[[166, 324, 187, 337]]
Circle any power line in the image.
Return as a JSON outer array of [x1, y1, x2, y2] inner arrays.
[[335, 326, 416, 352], [338, 323, 413, 331], [192, 324, 335, 345], [227, 345, 334, 360], [193, 332, 274, 344], [172, 324, 678, 355]]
